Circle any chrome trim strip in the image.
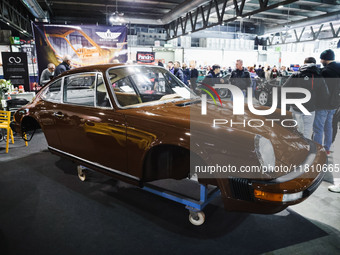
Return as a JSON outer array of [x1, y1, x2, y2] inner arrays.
[[303, 170, 325, 197], [48, 146, 140, 181]]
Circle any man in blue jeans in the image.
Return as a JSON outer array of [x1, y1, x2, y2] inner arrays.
[[314, 49, 340, 155], [284, 57, 329, 139], [313, 49, 340, 192], [313, 109, 336, 154]]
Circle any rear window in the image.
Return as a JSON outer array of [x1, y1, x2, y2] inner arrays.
[[63, 73, 96, 106], [41, 79, 62, 103]]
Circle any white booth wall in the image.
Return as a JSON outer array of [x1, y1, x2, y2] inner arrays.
[[270, 40, 340, 68], [183, 48, 258, 68], [119, 38, 340, 69]]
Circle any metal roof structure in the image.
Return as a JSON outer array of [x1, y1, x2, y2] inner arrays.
[[1, 0, 340, 41]]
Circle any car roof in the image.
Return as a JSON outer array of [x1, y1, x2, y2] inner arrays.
[[55, 63, 165, 78], [56, 63, 123, 77]]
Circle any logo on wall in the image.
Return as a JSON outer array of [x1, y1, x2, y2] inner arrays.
[[8, 57, 22, 64], [1, 52, 30, 91], [137, 52, 155, 64], [95, 29, 122, 41]]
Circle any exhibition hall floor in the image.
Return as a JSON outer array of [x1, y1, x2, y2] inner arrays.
[[0, 131, 339, 255]]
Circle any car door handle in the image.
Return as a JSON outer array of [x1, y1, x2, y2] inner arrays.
[[53, 112, 64, 119]]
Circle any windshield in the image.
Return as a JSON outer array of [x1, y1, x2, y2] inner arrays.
[[107, 66, 198, 107]]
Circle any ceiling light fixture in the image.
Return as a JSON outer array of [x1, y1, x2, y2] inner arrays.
[[110, 0, 125, 23]]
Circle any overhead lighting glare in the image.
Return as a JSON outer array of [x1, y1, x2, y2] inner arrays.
[[278, 5, 284, 9], [236, 16, 242, 19], [109, 0, 125, 24]]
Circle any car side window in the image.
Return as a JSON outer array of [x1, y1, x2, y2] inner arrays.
[[41, 79, 62, 103], [96, 74, 111, 108], [131, 72, 167, 93], [112, 77, 141, 107], [63, 73, 96, 106]]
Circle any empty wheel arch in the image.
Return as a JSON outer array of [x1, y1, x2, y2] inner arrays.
[[142, 145, 192, 182], [21, 116, 41, 133]]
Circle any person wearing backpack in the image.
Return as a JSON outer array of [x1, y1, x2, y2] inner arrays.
[[202, 64, 225, 87], [315, 49, 340, 192], [283, 57, 329, 139], [320, 49, 340, 109], [313, 49, 340, 159]]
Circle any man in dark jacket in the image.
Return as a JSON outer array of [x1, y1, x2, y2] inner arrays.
[[182, 63, 190, 86], [313, 49, 340, 159], [201, 64, 226, 99], [230, 59, 251, 96], [283, 57, 329, 139], [54, 55, 71, 77], [174, 61, 184, 82], [189, 62, 199, 91], [202, 64, 224, 87], [255, 65, 262, 76], [157, 60, 164, 67]]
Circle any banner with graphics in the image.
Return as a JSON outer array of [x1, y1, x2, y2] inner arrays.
[[33, 23, 127, 78], [137, 52, 155, 65], [1, 52, 30, 91]]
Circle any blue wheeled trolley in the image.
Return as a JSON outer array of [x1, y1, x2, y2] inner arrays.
[[142, 182, 221, 225], [77, 165, 221, 226]]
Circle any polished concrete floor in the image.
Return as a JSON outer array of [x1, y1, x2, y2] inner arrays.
[[0, 128, 339, 255]]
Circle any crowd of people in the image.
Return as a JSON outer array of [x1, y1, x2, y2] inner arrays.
[[278, 50, 340, 193], [160, 50, 340, 193], [157, 59, 295, 100]]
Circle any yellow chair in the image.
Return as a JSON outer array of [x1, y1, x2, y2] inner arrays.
[[0, 110, 15, 153], [0, 110, 28, 153]]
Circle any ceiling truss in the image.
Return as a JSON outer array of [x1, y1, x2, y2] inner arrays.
[[165, 0, 299, 39], [266, 22, 340, 46], [0, 0, 32, 37]]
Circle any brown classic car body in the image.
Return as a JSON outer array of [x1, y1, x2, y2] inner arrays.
[[11, 64, 327, 214]]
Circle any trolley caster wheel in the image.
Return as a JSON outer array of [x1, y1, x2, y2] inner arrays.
[[77, 165, 86, 182], [189, 211, 205, 226]]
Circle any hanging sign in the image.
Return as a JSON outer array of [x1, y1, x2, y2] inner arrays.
[[137, 52, 155, 64], [33, 23, 128, 79], [1, 52, 30, 91]]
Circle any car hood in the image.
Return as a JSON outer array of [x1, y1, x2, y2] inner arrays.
[[124, 99, 310, 168]]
